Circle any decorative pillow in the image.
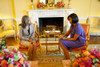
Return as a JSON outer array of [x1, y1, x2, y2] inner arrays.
[[3, 19, 13, 30]]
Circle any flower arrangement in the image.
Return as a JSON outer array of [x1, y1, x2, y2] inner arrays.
[[0, 48, 28, 67], [72, 48, 100, 67], [37, 2, 45, 8], [0, 39, 6, 50], [56, 1, 65, 8]]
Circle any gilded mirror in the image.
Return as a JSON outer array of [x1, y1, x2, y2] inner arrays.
[[39, 0, 63, 4], [54, 0, 62, 4]]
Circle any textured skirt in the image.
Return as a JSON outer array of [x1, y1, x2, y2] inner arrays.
[[20, 38, 36, 47], [60, 39, 85, 50]]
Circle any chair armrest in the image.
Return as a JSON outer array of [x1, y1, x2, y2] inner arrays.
[[0, 25, 4, 32], [12, 25, 15, 30], [86, 33, 90, 40], [35, 32, 39, 36], [0, 25, 3, 29]]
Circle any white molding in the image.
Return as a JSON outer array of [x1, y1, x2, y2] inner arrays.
[[0, 18, 21, 21], [0, 17, 89, 21], [88, 16, 100, 18], [27, 9, 76, 12], [14, 18, 21, 21], [1, 16, 100, 21], [0, 18, 13, 20], [79, 17, 88, 20], [75, 16, 100, 20]]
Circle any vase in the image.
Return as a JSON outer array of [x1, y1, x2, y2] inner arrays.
[[31, 4, 34, 9], [67, 3, 71, 9], [67, 0, 71, 9]]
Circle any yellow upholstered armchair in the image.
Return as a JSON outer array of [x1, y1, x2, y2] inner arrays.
[[0, 20, 3, 33], [0, 19, 16, 39], [0, 20, 4, 38]]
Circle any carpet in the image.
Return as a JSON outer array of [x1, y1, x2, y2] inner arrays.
[[36, 57, 63, 63], [35, 44, 64, 63], [36, 44, 64, 57]]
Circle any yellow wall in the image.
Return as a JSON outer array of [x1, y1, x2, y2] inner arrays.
[[0, 0, 13, 18], [90, 0, 100, 16], [71, 0, 90, 17], [13, 0, 38, 18], [0, 0, 100, 18], [14, 0, 31, 18], [70, 0, 100, 16]]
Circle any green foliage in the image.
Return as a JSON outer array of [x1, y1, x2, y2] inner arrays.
[[0, 39, 6, 50], [92, 58, 99, 63]]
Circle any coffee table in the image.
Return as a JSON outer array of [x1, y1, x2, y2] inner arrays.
[[45, 31, 61, 54]]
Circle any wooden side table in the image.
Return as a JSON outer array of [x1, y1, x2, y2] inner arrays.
[[27, 61, 38, 67], [45, 31, 61, 54], [62, 60, 71, 67]]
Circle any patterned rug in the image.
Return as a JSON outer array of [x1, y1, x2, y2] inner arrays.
[[35, 44, 64, 63], [36, 44, 64, 55], [36, 56, 64, 63]]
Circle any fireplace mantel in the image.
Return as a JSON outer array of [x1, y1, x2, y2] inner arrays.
[[27, 9, 75, 33], [27, 9, 75, 12]]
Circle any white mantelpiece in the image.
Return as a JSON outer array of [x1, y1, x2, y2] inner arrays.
[[27, 9, 75, 33]]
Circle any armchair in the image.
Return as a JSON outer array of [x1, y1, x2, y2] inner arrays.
[[4, 19, 16, 38], [0, 20, 5, 38], [87, 17, 100, 42], [0, 20, 3, 33], [18, 23, 40, 53], [70, 24, 90, 52], [33, 23, 40, 48], [0, 19, 16, 39]]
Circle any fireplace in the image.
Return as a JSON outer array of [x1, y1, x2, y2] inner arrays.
[[27, 9, 75, 34], [39, 17, 63, 35]]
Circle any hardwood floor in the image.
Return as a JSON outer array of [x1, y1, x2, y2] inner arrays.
[[5, 37, 18, 46], [89, 35, 100, 44]]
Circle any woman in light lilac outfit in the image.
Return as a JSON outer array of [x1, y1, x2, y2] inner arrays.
[[19, 15, 36, 60], [59, 13, 86, 59]]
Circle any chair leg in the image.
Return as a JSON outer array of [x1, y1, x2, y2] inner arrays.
[[28, 44, 33, 60], [14, 35, 16, 40], [59, 41, 70, 59], [32, 42, 37, 60]]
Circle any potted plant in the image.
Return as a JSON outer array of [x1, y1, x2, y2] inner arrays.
[[0, 48, 28, 67], [37, 2, 45, 8], [0, 39, 6, 50], [56, 1, 65, 8], [72, 48, 100, 67]]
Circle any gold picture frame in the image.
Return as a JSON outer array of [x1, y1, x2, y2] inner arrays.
[[38, 0, 63, 4], [38, 0, 63, 9]]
